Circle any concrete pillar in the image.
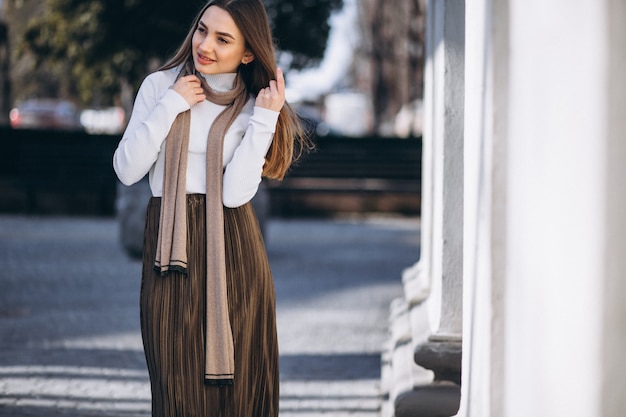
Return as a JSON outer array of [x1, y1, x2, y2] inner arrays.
[[410, 0, 464, 399], [423, 0, 464, 341], [602, 1, 626, 415], [457, 0, 509, 415], [504, 0, 626, 416], [458, 0, 626, 416], [381, 1, 465, 416]]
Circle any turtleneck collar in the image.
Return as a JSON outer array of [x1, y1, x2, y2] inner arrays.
[[200, 73, 237, 92]]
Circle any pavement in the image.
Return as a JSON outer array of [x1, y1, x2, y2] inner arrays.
[[0, 214, 420, 417]]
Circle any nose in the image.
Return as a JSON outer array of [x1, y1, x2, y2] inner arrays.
[[198, 36, 214, 53]]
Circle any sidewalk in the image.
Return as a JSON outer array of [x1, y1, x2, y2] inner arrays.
[[0, 215, 420, 416]]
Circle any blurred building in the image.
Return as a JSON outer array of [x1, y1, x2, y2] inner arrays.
[[382, 1, 626, 417], [287, 0, 427, 137], [359, 0, 426, 136]]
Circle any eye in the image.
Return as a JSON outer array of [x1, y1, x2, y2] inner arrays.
[[196, 26, 207, 34], [218, 37, 229, 44]]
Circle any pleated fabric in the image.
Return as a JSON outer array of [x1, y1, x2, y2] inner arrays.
[[140, 194, 279, 417]]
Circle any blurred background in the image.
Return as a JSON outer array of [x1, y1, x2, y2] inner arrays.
[[0, 0, 425, 138], [0, 0, 426, 256]]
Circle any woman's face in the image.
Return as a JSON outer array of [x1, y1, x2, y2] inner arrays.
[[192, 6, 254, 75]]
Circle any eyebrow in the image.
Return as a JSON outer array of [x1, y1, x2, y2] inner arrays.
[[198, 20, 237, 41]]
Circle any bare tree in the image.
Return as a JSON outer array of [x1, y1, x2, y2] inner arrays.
[[360, 0, 425, 135]]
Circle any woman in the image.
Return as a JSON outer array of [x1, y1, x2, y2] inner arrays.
[[113, 1, 305, 415]]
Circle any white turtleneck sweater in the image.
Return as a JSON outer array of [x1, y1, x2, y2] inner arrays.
[[113, 67, 279, 208]]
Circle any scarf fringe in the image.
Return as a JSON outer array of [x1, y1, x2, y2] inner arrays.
[[153, 264, 189, 277], [204, 377, 235, 386]]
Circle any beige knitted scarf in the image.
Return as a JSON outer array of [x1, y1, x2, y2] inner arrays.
[[155, 62, 248, 385]]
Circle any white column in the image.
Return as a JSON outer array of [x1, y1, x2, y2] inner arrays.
[[500, 0, 626, 416], [399, 0, 465, 339], [457, 1, 626, 416], [419, 0, 464, 345], [602, 1, 626, 415], [457, 0, 507, 414], [505, 1, 608, 416], [401, 0, 438, 307], [384, 2, 465, 415]]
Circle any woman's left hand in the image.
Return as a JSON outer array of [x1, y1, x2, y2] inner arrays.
[[255, 68, 285, 112]]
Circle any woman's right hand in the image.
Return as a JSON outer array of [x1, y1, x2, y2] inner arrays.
[[172, 75, 206, 107]]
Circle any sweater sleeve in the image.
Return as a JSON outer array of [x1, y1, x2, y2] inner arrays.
[[222, 106, 280, 208], [113, 73, 189, 186]]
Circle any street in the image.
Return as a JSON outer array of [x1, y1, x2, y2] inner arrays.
[[0, 214, 420, 417]]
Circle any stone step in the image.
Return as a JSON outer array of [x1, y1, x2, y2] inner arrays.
[[380, 297, 433, 417], [380, 263, 462, 417]]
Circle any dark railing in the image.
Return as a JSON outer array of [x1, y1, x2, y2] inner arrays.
[[0, 127, 421, 216], [268, 135, 422, 216], [0, 127, 119, 215]]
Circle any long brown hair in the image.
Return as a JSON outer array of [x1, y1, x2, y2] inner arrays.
[[161, 0, 308, 180]]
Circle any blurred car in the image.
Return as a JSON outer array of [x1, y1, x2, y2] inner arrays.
[[9, 98, 83, 131], [80, 107, 126, 134]]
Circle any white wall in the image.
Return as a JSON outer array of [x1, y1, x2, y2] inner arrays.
[[459, 0, 626, 416], [505, 1, 607, 415]]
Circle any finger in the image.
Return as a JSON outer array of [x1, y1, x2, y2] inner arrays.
[[276, 68, 285, 95], [268, 80, 278, 94], [185, 75, 202, 86]]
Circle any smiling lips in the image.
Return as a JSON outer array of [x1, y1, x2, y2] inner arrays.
[[197, 53, 216, 65]]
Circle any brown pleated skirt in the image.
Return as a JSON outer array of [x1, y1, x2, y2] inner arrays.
[[140, 195, 279, 417]]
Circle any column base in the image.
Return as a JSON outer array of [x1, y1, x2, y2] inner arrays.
[[381, 298, 461, 417], [414, 337, 462, 385], [395, 382, 461, 417]]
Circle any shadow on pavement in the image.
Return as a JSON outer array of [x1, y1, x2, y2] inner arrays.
[[280, 352, 381, 381]]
